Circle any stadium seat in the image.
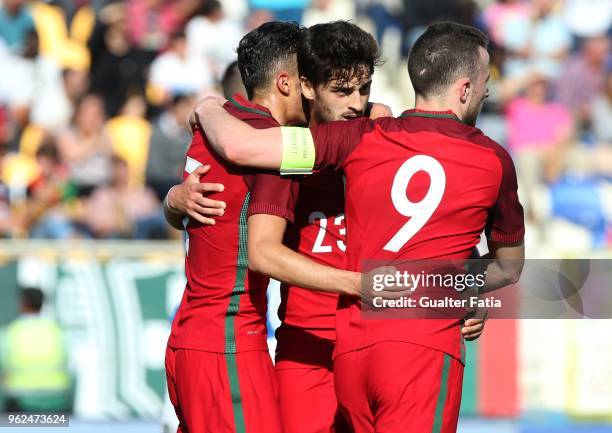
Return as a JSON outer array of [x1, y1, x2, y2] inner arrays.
[[70, 5, 95, 46], [31, 2, 68, 60], [1, 152, 40, 188], [106, 116, 152, 186], [31, 2, 90, 71], [18, 124, 45, 158]]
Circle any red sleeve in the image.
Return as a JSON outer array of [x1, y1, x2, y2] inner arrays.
[[182, 131, 208, 179], [487, 146, 525, 244], [310, 117, 374, 171], [247, 172, 300, 223]]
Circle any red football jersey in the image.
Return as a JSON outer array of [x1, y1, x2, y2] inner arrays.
[[273, 170, 346, 366], [168, 94, 299, 353], [310, 109, 525, 361]]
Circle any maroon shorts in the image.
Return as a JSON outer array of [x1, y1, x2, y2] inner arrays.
[[334, 342, 464, 433], [165, 347, 282, 433]]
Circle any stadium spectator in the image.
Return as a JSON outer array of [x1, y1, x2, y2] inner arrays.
[[0, 183, 10, 237], [500, 0, 571, 80], [105, 94, 152, 186], [0, 106, 10, 148], [88, 2, 153, 117], [56, 94, 113, 197], [126, 0, 200, 51], [145, 93, 196, 202], [26, 141, 76, 239], [556, 35, 610, 128], [84, 155, 165, 238], [57, 68, 90, 125], [0, 0, 35, 55], [243, 8, 275, 32], [482, 0, 528, 47], [0, 287, 72, 412], [562, 0, 612, 39], [591, 62, 612, 144], [505, 72, 574, 218], [186, 0, 242, 81], [399, 0, 480, 53], [0, 138, 13, 238], [303, 0, 357, 26], [356, 0, 402, 45], [149, 31, 214, 101], [0, 30, 70, 131], [64, 67, 90, 103]]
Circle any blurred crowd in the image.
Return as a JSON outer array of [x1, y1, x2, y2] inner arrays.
[[0, 0, 610, 247]]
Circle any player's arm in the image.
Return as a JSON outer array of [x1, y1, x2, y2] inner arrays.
[[248, 214, 361, 296], [194, 96, 369, 173], [480, 241, 524, 294], [480, 144, 526, 293], [246, 172, 360, 297]]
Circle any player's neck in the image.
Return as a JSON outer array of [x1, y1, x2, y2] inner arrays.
[[307, 108, 320, 127], [414, 96, 462, 121], [251, 93, 288, 126]]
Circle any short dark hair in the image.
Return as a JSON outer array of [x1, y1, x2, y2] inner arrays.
[[221, 60, 247, 99], [408, 22, 489, 98], [298, 21, 381, 87], [236, 21, 301, 99], [20, 287, 44, 312]]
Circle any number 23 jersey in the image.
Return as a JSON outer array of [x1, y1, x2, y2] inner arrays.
[[273, 170, 346, 368]]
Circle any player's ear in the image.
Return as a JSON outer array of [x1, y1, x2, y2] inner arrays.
[[276, 72, 291, 97], [459, 78, 471, 104], [300, 76, 316, 102]]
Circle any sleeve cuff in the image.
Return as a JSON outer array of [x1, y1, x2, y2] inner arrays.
[[489, 228, 525, 245], [248, 202, 295, 224]]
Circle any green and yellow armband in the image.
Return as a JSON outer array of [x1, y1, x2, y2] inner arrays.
[[280, 126, 315, 175]]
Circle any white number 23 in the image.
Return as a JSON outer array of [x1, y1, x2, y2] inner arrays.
[[383, 155, 446, 252]]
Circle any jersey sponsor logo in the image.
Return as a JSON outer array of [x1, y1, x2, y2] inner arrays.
[[184, 156, 202, 174]]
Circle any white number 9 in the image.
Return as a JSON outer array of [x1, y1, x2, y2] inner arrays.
[[383, 155, 446, 252]]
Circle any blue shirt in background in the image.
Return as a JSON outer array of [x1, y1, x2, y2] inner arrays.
[[0, 6, 35, 54]]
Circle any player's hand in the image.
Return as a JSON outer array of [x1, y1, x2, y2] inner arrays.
[[360, 266, 414, 310], [188, 96, 228, 135], [367, 102, 393, 120], [167, 165, 226, 225], [462, 312, 487, 341]]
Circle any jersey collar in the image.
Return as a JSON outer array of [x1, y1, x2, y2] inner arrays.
[[400, 109, 463, 123], [227, 93, 273, 118]]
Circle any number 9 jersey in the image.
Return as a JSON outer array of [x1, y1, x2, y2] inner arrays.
[[309, 109, 525, 361]]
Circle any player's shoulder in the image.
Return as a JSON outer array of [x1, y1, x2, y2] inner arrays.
[[469, 127, 513, 162], [464, 127, 517, 177], [310, 116, 377, 146], [319, 116, 376, 132]]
